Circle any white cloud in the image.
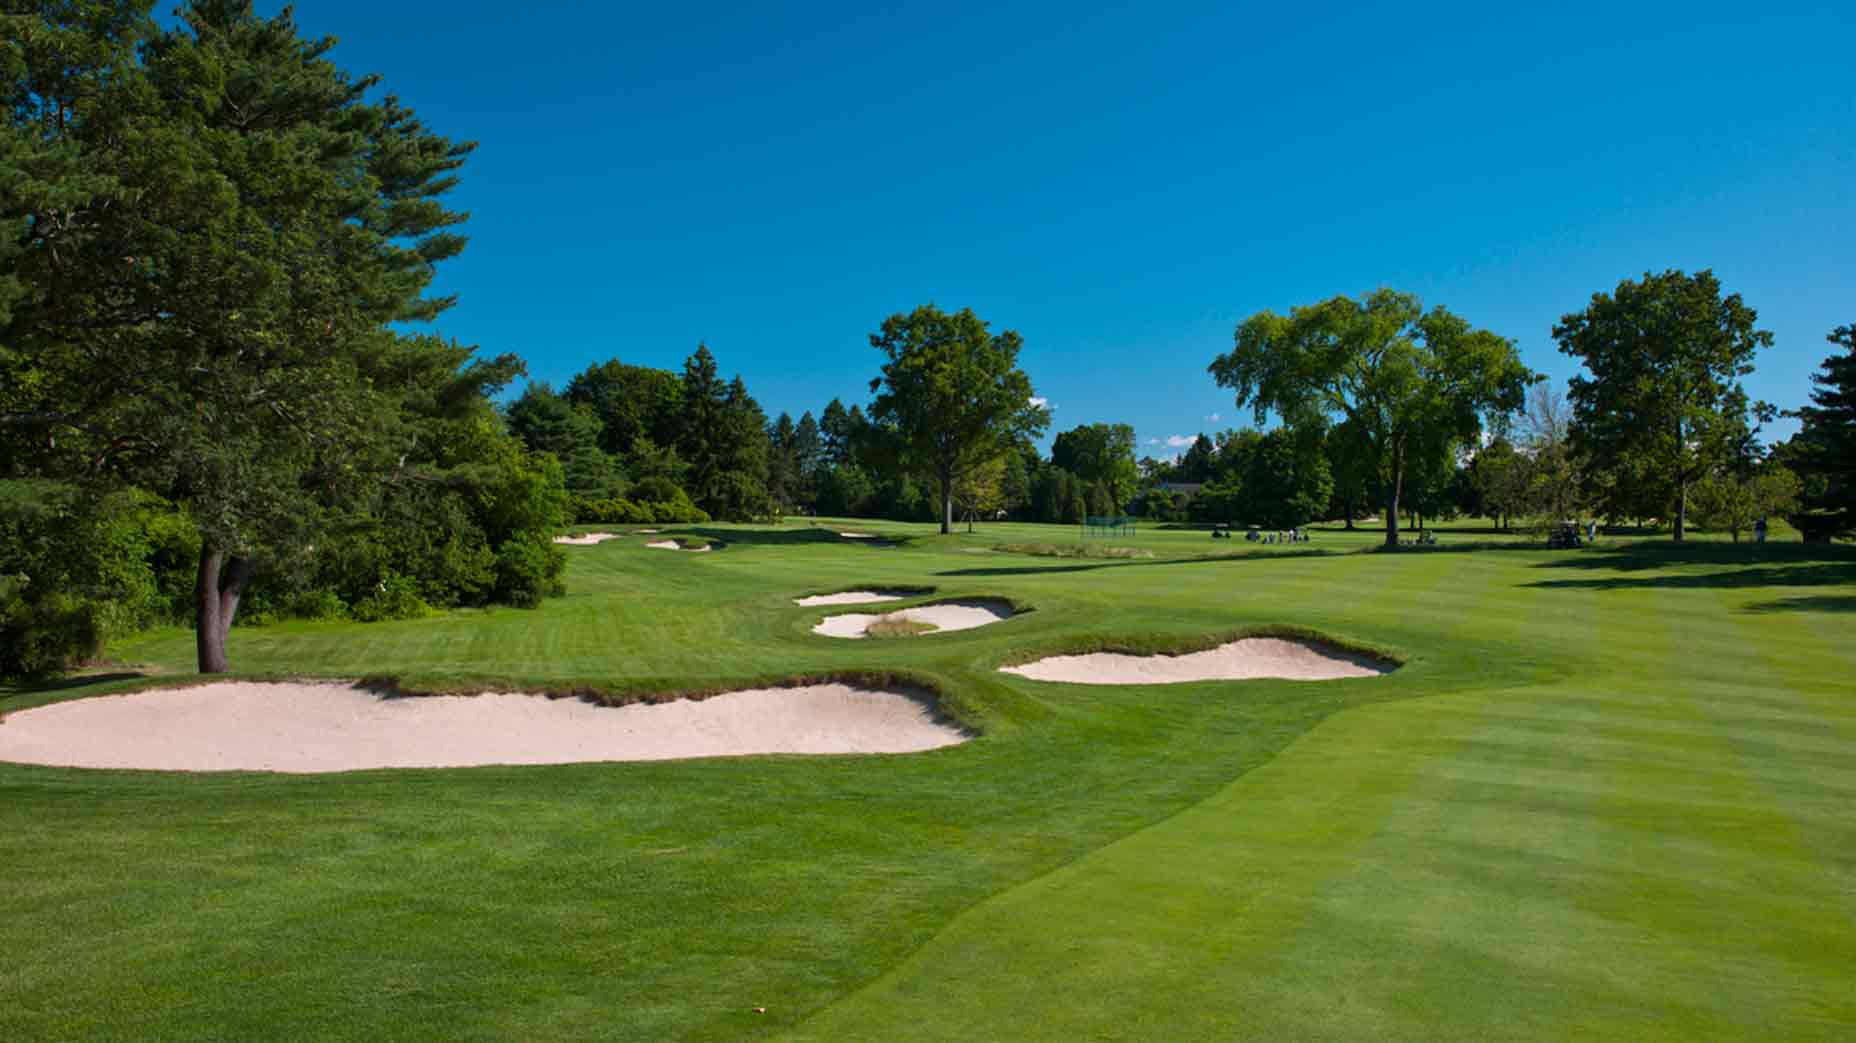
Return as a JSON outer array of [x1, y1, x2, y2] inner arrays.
[[1144, 437, 1162, 446], [1164, 434, 1194, 449], [1205, 412, 1222, 423], [1028, 396, 1049, 408]]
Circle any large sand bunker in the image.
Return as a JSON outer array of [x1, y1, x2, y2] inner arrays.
[[794, 589, 919, 607], [553, 532, 621, 545], [0, 681, 966, 773], [1001, 637, 1391, 684], [814, 599, 1014, 639]]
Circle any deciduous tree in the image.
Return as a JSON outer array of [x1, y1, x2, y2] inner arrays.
[[1692, 465, 1799, 542], [1554, 269, 1771, 540], [1051, 423, 1139, 513], [867, 305, 1048, 534], [1211, 289, 1532, 546]]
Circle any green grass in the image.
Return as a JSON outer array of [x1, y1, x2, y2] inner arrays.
[[992, 541, 1155, 559], [3, 518, 1853, 1040]]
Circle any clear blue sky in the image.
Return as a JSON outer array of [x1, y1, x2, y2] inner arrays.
[[272, 0, 1849, 452]]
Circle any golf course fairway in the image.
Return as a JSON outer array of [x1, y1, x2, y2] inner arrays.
[[2, 520, 1851, 1041]]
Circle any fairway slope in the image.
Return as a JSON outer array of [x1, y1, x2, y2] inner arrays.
[[0, 680, 966, 772]]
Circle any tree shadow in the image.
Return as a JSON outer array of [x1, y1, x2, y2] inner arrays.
[[1523, 542, 1856, 593], [1531, 541, 1856, 572], [0, 671, 148, 702], [1741, 595, 1856, 614], [936, 547, 1346, 578], [678, 526, 905, 548]]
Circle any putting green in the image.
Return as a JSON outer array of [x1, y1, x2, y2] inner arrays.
[[2, 520, 1851, 1041]]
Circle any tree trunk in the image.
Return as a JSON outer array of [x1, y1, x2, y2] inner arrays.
[[1674, 478, 1688, 541], [940, 469, 953, 536], [1384, 446, 1403, 547], [1343, 496, 1355, 530], [195, 546, 252, 674]]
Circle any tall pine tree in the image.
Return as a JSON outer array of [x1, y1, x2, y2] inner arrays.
[[2, 0, 479, 671], [1785, 324, 1856, 539]]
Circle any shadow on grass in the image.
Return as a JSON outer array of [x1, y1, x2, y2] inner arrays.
[[680, 526, 907, 549], [937, 547, 1348, 578], [1, 671, 147, 697], [1741, 594, 1856, 614], [1523, 542, 1856, 594]]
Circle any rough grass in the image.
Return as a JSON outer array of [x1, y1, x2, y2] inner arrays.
[[863, 616, 938, 638], [3, 517, 1852, 1041], [993, 541, 1154, 559]]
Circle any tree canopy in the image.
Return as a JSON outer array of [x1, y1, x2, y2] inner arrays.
[[1051, 423, 1138, 514], [2, 0, 500, 671], [1210, 289, 1532, 546], [1782, 323, 1856, 539], [867, 305, 1048, 534], [1554, 269, 1771, 539]]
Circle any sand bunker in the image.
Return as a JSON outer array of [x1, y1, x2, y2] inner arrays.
[[838, 531, 878, 539], [553, 532, 621, 545], [1001, 637, 1390, 684], [814, 599, 1013, 639], [794, 590, 914, 607], [0, 681, 966, 773], [647, 539, 711, 553]]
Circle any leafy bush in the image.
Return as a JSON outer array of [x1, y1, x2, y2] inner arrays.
[[0, 587, 106, 679], [629, 476, 685, 505], [0, 482, 197, 675], [493, 536, 567, 608], [350, 572, 433, 623]]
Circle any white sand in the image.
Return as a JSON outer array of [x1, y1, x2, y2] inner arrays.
[[838, 531, 877, 539], [553, 532, 621, 545], [636, 529, 660, 534], [0, 681, 966, 773], [814, 599, 1013, 639], [647, 539, 711, 553], [794, 590, 910, 607], [1000, 637, 1390, 685]]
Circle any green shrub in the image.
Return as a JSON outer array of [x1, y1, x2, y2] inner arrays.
[[493, 536, 567, 609], [350, 572, 433, 623], [0, 588, 106, 679], [287, 589, 349, 622]]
